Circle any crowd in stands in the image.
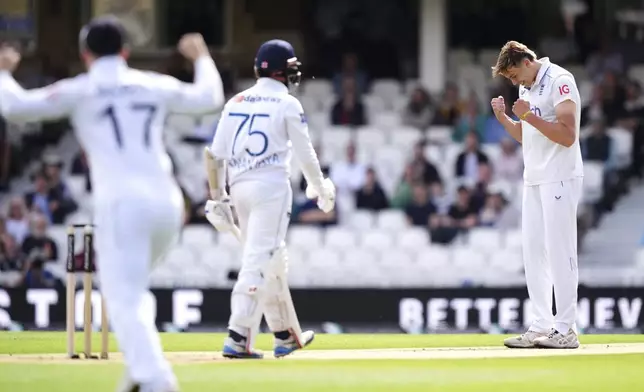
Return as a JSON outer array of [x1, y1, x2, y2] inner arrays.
[[1, 36, 644, 288]]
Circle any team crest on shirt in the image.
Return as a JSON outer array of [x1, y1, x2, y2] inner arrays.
[[300, 113, 307, 124]]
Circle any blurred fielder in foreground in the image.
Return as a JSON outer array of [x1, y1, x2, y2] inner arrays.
[[491, 41, 583, 349], [204, 39, 335, 358], [0, 16, 224, 391]]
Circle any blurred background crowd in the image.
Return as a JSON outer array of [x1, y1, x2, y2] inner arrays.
[[1, 0, 644, 289]]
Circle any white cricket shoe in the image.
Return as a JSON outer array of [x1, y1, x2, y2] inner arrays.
[[534, 329, 580, 349], [273, 330, 315, 358], [503, 329, 549, 348]]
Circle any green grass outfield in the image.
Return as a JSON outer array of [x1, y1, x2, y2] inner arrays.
[[1, 332, 644, 391]]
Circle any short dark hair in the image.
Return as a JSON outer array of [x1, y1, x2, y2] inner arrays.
[[491, 41, 537, 77], [80, 15, 127, 57]]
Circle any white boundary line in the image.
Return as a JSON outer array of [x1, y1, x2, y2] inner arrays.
[[1, 343, 644, 363]]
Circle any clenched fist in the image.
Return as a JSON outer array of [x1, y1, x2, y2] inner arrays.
[[512, 99, 531, 119], [490, 96, 505, 115], [178, 33, 209, 61], [0, 45, 21, 72]]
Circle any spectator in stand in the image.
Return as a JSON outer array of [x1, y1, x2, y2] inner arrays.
[[355, 167, 389, 211], [330, 142, 366, 197], [446, 185, 478, 233], [495, 137, 523, 182], [292, 197, 338, 227], [404, 183, 439, 228], [580, 84, 606, 127], [21, 214, 58, 264], [5, 196, 30, 245], [409, 141, 442, 186], [470, 163, 493, 212], [390, 164, 414, 209], [582, 119, 619, 211], [71, 150, 92, 192], [619, 80, 644, 178], [478, 188, 520, 229], [331, 77, 366, 126], [455, 131, 489, 184], [453, 94, 487, 143], [0, 233, 24, 286], [332, 52, 368, 96], [401, 86, 434, 131], [586, 37, 624, 84], [24, 172, 53, 223], [599, 70, 626, 126], [43, 155, 78, 224], [432, 82, 466, 126]]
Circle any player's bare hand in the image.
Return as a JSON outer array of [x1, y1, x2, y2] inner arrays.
[[490, 96, 505, 116], [0, 45, 21, 72], [178, 33, 209, 61], [512, 99, 531, 119]]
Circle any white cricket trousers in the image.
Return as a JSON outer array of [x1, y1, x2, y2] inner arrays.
[[228, 179, 292, 336], [522, 177, 583, 335], [94, 192, 183, 385]]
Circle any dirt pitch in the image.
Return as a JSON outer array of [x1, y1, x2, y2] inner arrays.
[[1, 343, 644, 364]]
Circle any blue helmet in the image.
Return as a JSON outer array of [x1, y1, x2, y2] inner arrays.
[[79, 15, 128, 57], [254, 39, 301, 87]]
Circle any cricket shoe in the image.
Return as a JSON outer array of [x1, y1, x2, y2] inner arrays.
[[274, 330, 315, 358], [503, 329, 549, 348], [222, 337, 264, 359], [116, 374, 179, 392], [534, 329, 580, 349]]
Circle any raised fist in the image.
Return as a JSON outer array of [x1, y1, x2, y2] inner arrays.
[[178, 33, 209, 61], [490, 96, 505, 115]]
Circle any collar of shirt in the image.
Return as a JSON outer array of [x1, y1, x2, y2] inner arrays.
[[527, 57, 551, 91], [88, 56, 128, 78], [256, 77, 288, 93]]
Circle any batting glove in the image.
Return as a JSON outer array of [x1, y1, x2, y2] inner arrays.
[[205, 198, 235, 233], [305, 177, 336, 213]]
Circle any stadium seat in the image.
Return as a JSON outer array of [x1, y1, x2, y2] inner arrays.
[[425, 126, 453, 144], [308, 248, 342, 268], [307, 112, 330, 131], [376, 209, 409, 231], [288, 226, 324, 249], [452, 247, 488, 271], [324, 226, 359, 249], [390, 127, 423, 149], [416, 246, 451, 268], [448, 49, 475, 67], [344, 210, 375, 230], [635, 248, 644, 268], [396, 228, 430, 250], [67, 175, 87, 201], [504, 229, 522, 251], [302, 79, 333, 98], [467, 228, 503, 252], [343, 247, 379, 267], [361, 229, 395, 250], [477, 49, 499, 69], [481, 144, 501, 162], [355, 126, 387, 149], [321, 126, 353, 150], [181, 225, 215, 246], [371, 112, 401, 130], [581, 162, 604, 203], [216, 231, 242, 250], [608, 127, 633, 169], [424, 144, 443, 163], [362, 94, 386, 115], [488, 249, 523, 274], [378, 248, 415, 267], [370, 79, 403, 100]]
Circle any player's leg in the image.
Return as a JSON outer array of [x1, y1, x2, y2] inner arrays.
[[96, 199, 178, 390], [534, 178, 582, 349], [504, 184, 552, 348], [222, 181, 271, 358], [260, 186, 314, 357]]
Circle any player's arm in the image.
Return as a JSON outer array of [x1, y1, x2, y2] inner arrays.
[[284, 99, 324, 190], [521, 76, 577, 147], [491, 96, 521, 143], [163, 34, 225, 114], [205, 109, 231, 200], [0, 46, 76, 122]]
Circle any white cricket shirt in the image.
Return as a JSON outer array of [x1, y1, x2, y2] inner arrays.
[[210, 78, 324, 188], [519, 57, 584, 185], [0, 55, 224, 204]]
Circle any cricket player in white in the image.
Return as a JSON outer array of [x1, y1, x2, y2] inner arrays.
[[0, 17, 224, 391], [491, 41, 584, 349], [204, 39, 335, 358]]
